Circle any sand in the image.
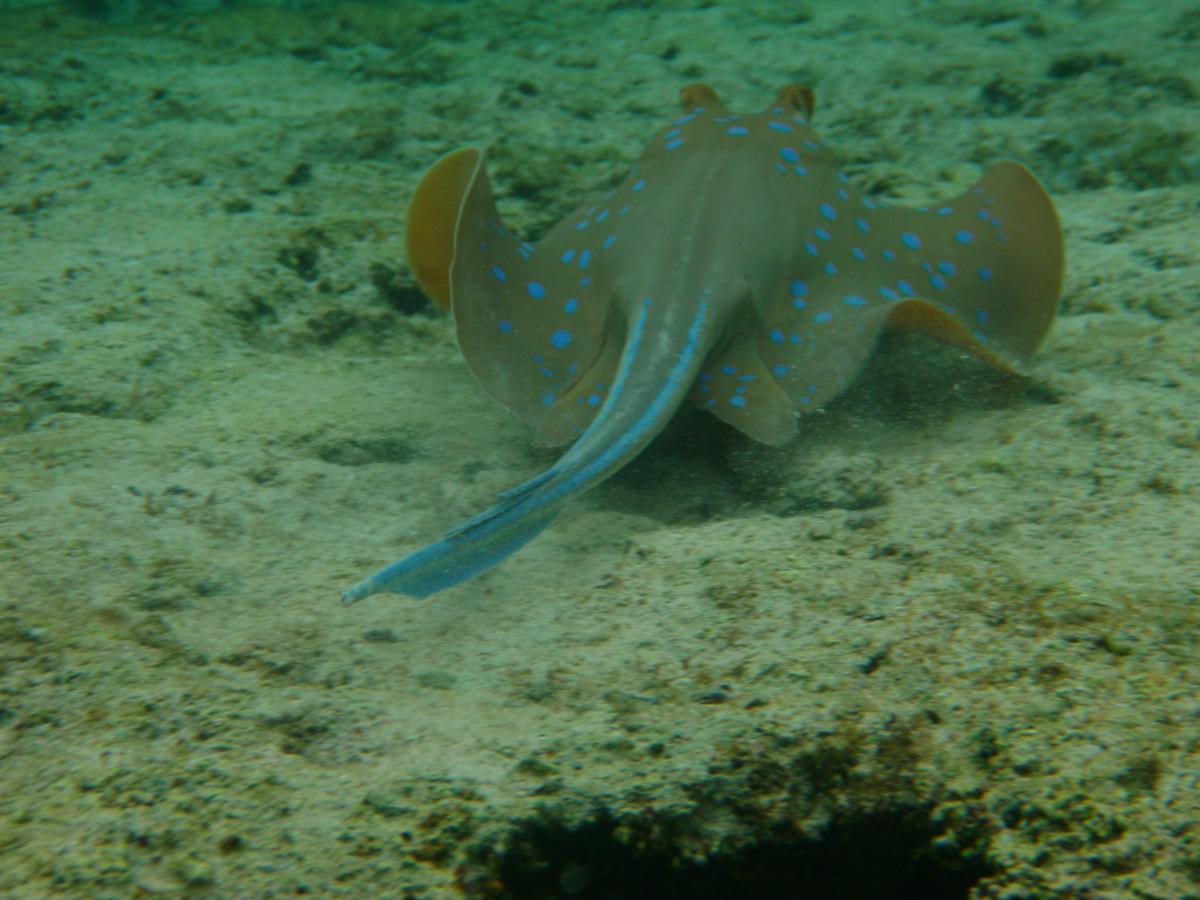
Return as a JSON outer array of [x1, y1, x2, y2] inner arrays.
[[1, 0, 1198, 896]]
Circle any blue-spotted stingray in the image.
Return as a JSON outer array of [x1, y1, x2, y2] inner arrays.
[[341, 84, 1063, 604]]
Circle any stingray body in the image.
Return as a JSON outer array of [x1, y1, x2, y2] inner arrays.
[[341, 84, 1063, 604]]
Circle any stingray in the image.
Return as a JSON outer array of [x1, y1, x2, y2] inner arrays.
[[340, 83, 1063, 604]]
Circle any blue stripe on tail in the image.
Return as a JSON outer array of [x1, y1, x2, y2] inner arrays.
[[340, 300, 711, 604], [340, 506, 558, 602]]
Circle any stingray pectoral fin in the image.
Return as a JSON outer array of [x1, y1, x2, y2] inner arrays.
[[962, 161, 1064, 361], [886, 297, 1022, 374], [405, 146, 483, 307], [861, 160, 1063, 368], [340, 502, 559, 603], [449, 155, 614, 435]]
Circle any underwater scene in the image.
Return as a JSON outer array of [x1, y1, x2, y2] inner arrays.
[[1, 0, 1198, 896]]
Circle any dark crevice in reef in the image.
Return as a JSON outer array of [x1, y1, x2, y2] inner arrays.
[[463, 804, 994, 900]]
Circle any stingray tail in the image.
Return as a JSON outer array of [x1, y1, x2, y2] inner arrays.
[[340, 298, 716, 604], [340, 503, 559, 602]]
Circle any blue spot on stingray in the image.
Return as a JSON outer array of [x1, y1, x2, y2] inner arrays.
[[575, 220, 589, 231], [938, 206, 953, 216], [772, 364, 790, 377], [527, 281, 546, 299], [843, 295, 867, 307], [972, 330, 989, 344], [792, 298, 807, 310], [815, 227, 830, 241], [603, 234, 616, 248], [541, 392, 556, 407], [580, 276, 592, 287], [730, 395, 746, 408], [596, 209, 609, 223], [789, 333, 801, 344], [897, 279, 915, 296], [673, 113, 696, 126], [977, 209, 991, 220], [539, 367, 553, 379], [774, 163, 787, 174], [794, 165, 808, 176], [560, 249, 575, 264], [852, 247, 866, 261], [619, 205, 632, 216], [587, 393, 601, 406], [564, 298, 579, 314], [955, 230, 974, 244], [824, 261, 838, 275], [768, 121, 794, 133], [739, 374, 757, 382], [633, 179, 646, 191], [937, 260, 957, 276], [978, 267, 993, 282], [791, 280, 809, 297], [665, 138, 684, 150], [883, 249, 896, 261], [804, 140, 818, 150], [727, 126, 749, 136], [578, 250, 591, 269], [814, 311, 833, 323], [780, 147, 799, 163], [799, 395, 812, 405], [770, 328, 785, 344], [820, 203, 836, 221], [930, 274, 947, 290], [550, 329, 572, 349], [977, 309, 990, 324], [491, 265, 507, 282], [879, 286, 899, 301], [805, 242, 818, 256], [666, 128, 681, 138], [498, 319, 513, 333], [856, 217, 870, 233], [720, 365, 737, 375], [901, 232, 922, 250]]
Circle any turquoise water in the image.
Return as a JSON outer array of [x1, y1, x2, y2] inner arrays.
[[1, 1, 1197, 896]]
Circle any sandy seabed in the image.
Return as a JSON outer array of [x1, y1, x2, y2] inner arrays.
[[1, 1, 1198, 896]]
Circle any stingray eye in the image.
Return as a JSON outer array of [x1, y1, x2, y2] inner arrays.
[[774, 84, 815, 120], [680, 83, 720, 110]]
